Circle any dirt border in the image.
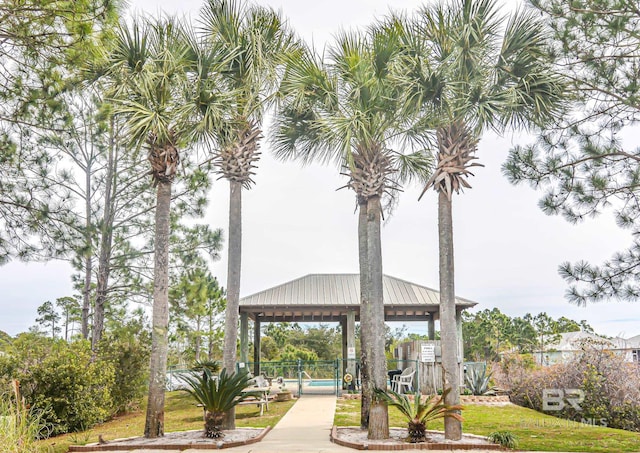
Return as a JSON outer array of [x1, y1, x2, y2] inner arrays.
[[330, 426, 505, 451], [68, 427, 271, 451]]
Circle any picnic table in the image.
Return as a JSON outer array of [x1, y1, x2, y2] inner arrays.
[[238, 386, 271, 416]]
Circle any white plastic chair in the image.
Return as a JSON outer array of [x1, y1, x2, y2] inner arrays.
[[253, 375, 269, 388], [392, 367, 415, 394]]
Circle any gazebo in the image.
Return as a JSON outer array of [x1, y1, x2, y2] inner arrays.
[[238, 273, 477, 377]]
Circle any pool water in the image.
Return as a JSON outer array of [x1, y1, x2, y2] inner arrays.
[[282, 379, 336, 387], [307, 380, 336, 387]]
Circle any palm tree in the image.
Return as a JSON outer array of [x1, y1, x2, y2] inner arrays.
[[180, 368, 259, 438], [273, 26, 432, 440], [105, 16, 232, 437], [198, 3, 299, 420], [374, 388, 463, 443], [399, 0, 566, 440]]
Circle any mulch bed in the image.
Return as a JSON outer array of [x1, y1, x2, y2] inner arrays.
[[331, 427, 504, 451], [68, 427, 270, 451]]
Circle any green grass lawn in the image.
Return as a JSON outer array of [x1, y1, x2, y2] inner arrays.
[[38, 391, 296, 453], [335, 399, 640, 452]]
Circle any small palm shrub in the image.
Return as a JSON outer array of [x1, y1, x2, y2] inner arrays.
[[374, 387, 463, 443], [194, 360, 221, 374], [193, 360, 221, 382], [179, 368, 260, 438], [465, 367, 496, 396], [487, 431, 518, 449]]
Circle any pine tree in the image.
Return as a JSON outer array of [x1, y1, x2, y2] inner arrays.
[[503, 0, 640, 304], [0, 0, 119, 264]]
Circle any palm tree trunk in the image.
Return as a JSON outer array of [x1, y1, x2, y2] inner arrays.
[[144, 180, 172, 438], [438, 189, 461, 440], [357, 196, 371, 430], [222, 179, 242, 430], [365, 195, 389, 440]]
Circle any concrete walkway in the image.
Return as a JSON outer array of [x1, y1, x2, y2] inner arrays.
[[219, 394, 348, 453]]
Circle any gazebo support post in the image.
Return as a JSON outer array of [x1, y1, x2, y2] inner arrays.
[[341, 318, 347, 380], [253, 319, 261, 376], [240, 312, 249, 366], [341, 310, 356, 389], [428, 312, 436, 341], [456, 308, 464, 385]]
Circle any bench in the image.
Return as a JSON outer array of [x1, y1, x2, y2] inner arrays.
[[237, 397, 269, 416]]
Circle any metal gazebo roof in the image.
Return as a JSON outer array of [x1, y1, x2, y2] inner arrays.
[[239, 273, 477, 323]]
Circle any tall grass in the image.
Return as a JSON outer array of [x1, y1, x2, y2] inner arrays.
[[0, 380, 52, 453]]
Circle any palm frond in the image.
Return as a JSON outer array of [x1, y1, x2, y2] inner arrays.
[[374, 387, 463, 442], [273, 15, 433, 206], [394, 151, 434, 185], [199, 0, 301, 123], [404, 0, 566, 139], [179, 367, 261, 413]]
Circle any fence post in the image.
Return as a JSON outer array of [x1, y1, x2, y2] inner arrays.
[[297, 358, 303, 396]]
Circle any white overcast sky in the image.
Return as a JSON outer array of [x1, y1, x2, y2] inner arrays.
[[2, 0, 639, 338]]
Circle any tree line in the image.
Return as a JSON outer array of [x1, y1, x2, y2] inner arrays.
[[462, 308, 594, 363], [2, 0, 639, 444]]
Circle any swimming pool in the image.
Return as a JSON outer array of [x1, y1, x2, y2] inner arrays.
[[306, 380, 337, 387], [282, 379, 336, 387]]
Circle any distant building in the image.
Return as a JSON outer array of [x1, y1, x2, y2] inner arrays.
[[535, 331, 640, 365]]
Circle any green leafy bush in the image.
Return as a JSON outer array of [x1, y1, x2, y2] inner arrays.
[[487, 431, 518, 449], [25, 340, 114, 435], [97, 333, 149, 414], [0, 334, 115, 436]]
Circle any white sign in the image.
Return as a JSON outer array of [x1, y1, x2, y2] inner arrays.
[[347, 347, 356, 359], [421, 344, 435, 363]]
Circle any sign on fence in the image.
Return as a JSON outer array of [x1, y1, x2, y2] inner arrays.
[[420, 344, 435, 363]]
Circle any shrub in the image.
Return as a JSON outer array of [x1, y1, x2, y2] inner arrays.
[[193, 360, 221, 376], [487, 431, 518, 449], [0, 334, 115, 437], [179, 368, 261, 438], [465, 366, 496, 396], [499, 346, 640, 431], [373, 387, 463, 443], [24, 340, 114, 435], [97, 333, 149, 415]]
